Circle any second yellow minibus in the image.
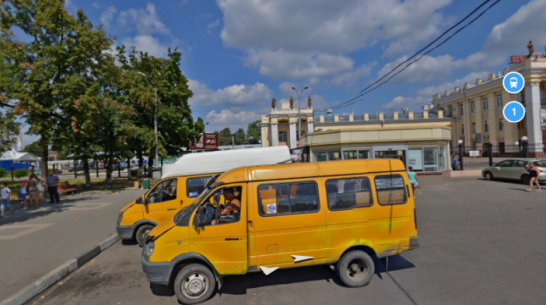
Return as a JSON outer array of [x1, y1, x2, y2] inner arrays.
[[141, 159, 419, 304]]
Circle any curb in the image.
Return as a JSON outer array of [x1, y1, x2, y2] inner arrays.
[[1, 234, 120, 305]]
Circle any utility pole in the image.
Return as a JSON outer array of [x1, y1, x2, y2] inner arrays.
[[292, 86, 309, 144], [138, 72, 160, 169]]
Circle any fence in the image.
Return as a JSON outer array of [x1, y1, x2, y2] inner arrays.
[[450, 143, 546, 169], [0, 161, 29, 171]]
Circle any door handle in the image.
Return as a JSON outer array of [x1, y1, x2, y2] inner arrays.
[[180, 200, 184, 205], [225, 238, 240, 241], [248, 220, 253, 229], [167, 208, 176, 211]]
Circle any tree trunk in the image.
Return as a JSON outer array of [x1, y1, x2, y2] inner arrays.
[[82, 158, 91, 186], [147, 153, 154, 178], [106, 149, 114, 184], [41, 147, 48, 180], [137, 150, 143, 177]]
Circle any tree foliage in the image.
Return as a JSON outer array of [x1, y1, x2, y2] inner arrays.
[[247, 120, 261, 144], [217, 128, 232, 146]]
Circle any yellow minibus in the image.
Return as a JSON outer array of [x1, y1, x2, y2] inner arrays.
[[141, 159, 419, 304], [116, 146, 291, 246]]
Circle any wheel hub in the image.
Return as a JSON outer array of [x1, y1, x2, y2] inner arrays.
[[183, 273, 207, 297]]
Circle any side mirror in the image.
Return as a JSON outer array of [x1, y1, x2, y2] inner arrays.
[[143, 195, 148, 205], [193, 207, 205, 229]]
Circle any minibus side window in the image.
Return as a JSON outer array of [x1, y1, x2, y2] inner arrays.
[[147, 179, 177, 203], [198, 186, 243, 226], [187, 176, 214, 198], [374, 175, 407, 205], [326, 177, 373, 211], [257, 182, 319, 216]]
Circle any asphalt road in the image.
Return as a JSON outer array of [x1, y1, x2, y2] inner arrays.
[[27, 177, 546, 305], [0, 189, 146, 301]]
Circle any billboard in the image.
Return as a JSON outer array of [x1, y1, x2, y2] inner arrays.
[[189, 133, 219, 150]]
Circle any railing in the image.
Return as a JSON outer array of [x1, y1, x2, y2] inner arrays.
[[451, 143, 546, 169]]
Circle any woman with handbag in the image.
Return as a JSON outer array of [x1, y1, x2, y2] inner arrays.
[[28, 174, 43, 208]]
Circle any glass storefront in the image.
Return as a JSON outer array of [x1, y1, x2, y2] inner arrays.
[[314, 150, 370, 161]]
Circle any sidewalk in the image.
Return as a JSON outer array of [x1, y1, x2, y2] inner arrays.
[[0, 189, 145, 301], [450, 169, 483, 178]]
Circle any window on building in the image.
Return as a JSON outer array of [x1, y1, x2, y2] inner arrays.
[[460, 105, 464, 115], [496, 94, 503, 108], [358, 150, 370, 159], [328, 151, 342, 161], [472, 123, 476, 134], [278, 131, 287, 143], [374, 175, 407, 205], [484, 121, 488, 133], [314, 152, 328, 161], [258, 182, 319, 216], [461, 124, 465, 135], [482, 98, 488, 110], [470, 101, 475, 113], [517, 119, 526, 130], [498, 119, 503, 131], [343, 151, 358, 160], [296, 130, 306, 141], [517, 91, 526, 104], [326, 177, 373, 210]]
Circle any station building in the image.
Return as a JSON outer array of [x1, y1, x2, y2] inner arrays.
[[431, 58, 546, 152]]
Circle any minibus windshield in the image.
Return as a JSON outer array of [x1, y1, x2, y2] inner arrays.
[[174, 186, 214, 225]]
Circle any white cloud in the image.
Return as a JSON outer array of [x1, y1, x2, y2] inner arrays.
[[122, 35, 169, 58], [207, 19, 221, 29], [118, 3, 170, 35], [244, 49, 354, 80], [188, 80, 273, 108], [181, 0, 190, 5], [206, 110, 260, 131], [330, 63, 374, 88], [100, 6, 117, 27]]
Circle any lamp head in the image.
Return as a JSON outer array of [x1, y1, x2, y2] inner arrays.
[[292, 87, 295, 90], [304, 86, 308, 89]]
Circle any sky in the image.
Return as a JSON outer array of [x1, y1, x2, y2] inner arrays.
[[20, 0, 546, 144]]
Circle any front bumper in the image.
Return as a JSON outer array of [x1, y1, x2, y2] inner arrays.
[[141, 254, 172, 285], [409, 237, 420, 250], [116, 225, 135, 240]]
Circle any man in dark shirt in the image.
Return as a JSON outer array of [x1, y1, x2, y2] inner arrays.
[[47, 171, 60, 204]]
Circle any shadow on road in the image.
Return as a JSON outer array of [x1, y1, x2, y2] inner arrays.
[[149, 254, 416, 298]]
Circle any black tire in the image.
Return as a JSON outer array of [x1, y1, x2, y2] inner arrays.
[[521, 175, 530, 185], [174, 264, 216, 305], [484, 172, 494, 180], [336, 250, 375, 287], [136, 224, 154, 247]]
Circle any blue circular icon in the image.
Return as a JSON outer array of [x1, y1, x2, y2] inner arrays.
[[503, 72, 525, 94], [503, 101, 525, 123]]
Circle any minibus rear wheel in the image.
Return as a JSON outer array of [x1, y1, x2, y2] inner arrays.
[[337, 250, 375, 287], [136, 224, 154, 247], [174, 263, 216, 304]]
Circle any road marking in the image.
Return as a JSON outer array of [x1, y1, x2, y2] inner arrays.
[[67, 203, 112, 211], [0, 223, 54, 240], [291, 255, 313, 263], [260, 266, 278, 276]]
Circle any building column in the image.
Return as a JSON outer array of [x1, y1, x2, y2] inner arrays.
[[271, 123, 279, 147], [502, 91, 517, 147], [525, 82, 543, 150], [289, 122, 297, 149], [487, 93, 498, 145]]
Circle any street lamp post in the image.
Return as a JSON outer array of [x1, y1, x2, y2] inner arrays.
[[138, 72, 160, 169], [291, 86, 308, 145]]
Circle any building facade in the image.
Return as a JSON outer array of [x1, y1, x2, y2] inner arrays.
[[260, 97, 315, 149], [431, 58, 546, 152]]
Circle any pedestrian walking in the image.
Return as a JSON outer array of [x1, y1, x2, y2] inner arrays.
[[28, 174, 42, 208], [20, 180, 28, 209], [526, 162, 541, 192], [408, 166, 418, 198], [47, 170, 60, 203], [0, 182, 13, 218], [452, 155, 459, 170]]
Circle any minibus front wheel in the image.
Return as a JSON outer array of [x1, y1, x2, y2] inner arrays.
[[174, 263, 216, 304], [337, 250, 375, 287], [136, 224, 155, 247]]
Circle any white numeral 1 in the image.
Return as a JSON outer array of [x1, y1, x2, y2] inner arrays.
[[512, 108, 516, 116]]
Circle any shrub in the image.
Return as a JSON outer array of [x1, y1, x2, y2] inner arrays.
[[0, 168, 6, 178], [14, 169, 30, 178]]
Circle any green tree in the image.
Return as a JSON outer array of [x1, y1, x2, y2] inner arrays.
[[217, 128, 232, 146], [233, 128, 246, 145], [0, 0, 114, 179], [246, 120, 261, 144], [23, 140, 42, 156]]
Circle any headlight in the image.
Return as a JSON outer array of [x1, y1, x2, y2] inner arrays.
[[117, 212, 124, 224], [144, 241, 155, 257]]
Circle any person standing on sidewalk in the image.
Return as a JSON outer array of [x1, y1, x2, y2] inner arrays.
[[20, 180, 28, 209], [28, 174, 42, 208], [0, 182, 13, 218], [47, 171, 60, 204], [408, 166, 418, 198]]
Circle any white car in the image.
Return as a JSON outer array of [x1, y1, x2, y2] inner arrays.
[[482, 158, 546, 184]]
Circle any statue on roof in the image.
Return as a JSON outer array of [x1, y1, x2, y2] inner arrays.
[[289, 97, 294, 109], [528, 41, 534, 59], [271, 97, 276, 109], [308, 96, 312, 107]]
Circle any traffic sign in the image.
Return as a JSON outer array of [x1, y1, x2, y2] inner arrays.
[[503, 101, 525, 123]]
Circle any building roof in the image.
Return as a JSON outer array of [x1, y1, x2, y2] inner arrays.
[[315, 111, 450, 125], [215, 158, 406, 185], [0, 150, 39, 161]]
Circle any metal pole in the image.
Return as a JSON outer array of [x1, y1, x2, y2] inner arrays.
[[459, 144, 464, 171], [31, 165, 34, 175], [154, 87, 159, 169], [118, 162, 121, 178], [488, 143, 493, 166], [74, 162, 77, 179], [232, 136, 235, 149], [11, 165, 14, 181], [523, 141, 528, 158], [96, 162, 99, 178]]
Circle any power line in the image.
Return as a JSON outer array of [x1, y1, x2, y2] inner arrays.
[[326, 0, 501, 112]]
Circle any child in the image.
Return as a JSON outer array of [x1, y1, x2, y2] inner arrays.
[[0, 182, 13, 218], [407, 166, 418, 198], [20, 180, 28, 209]]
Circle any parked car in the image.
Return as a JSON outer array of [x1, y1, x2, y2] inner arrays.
[[482, 158, 546, 184], [68, 166, 83, 172]]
